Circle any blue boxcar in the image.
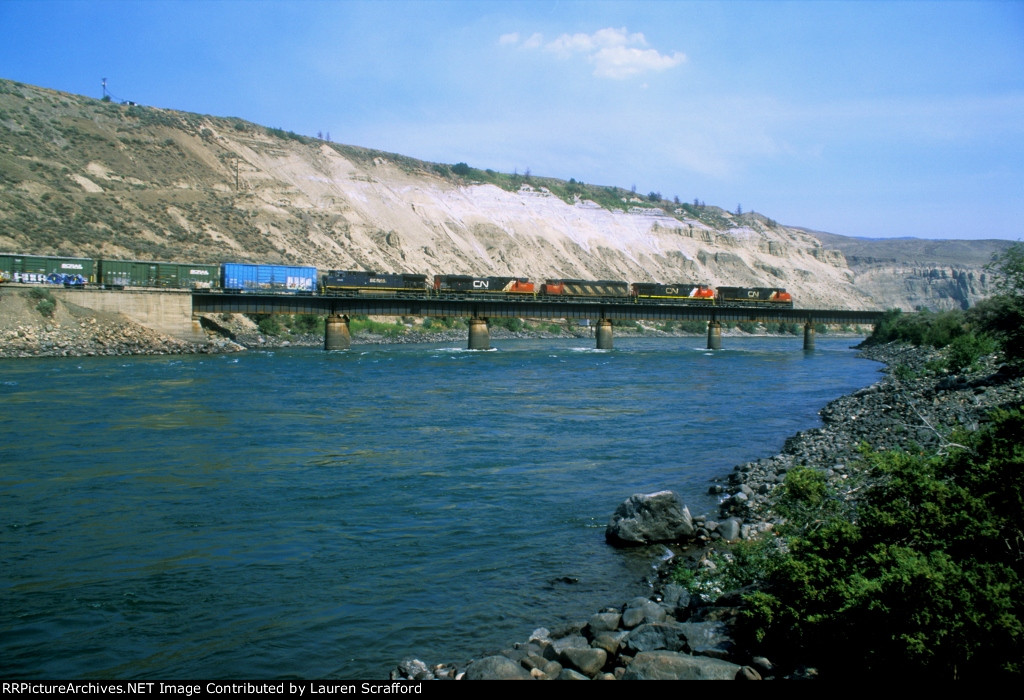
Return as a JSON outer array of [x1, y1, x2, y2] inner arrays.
[[221, 263, 317, 293]]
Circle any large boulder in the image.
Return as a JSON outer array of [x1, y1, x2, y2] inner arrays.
[[605, 491, 695, 546], [620, 597, 669, 628], [624, 622, 692, 654], [621, 651, 742, 680], [676, 621, 735, 660], [463, 655, 533, 680], [560, 647, 608, 677]]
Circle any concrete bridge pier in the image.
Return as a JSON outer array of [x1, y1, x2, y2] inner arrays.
[[596, 318, 613, 350], [707, 321, 722, 350], [325, 314, 351, 350], [468, 317, 490, 350], [803, 322, 816, 351]]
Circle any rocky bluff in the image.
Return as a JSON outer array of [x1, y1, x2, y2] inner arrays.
[[1, 78, 1010, 313]]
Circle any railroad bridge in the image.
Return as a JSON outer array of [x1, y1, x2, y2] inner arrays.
[[191, 291, 885, 351]]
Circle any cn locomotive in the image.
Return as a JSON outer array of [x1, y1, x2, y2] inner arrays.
[[1, 254, 794, 307]]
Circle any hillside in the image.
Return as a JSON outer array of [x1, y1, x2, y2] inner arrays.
[[0, 78, 1003, 311]]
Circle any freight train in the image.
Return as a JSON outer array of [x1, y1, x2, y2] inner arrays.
[[0, 253, 794, 307]]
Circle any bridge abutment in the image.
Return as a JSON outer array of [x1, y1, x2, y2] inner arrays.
[[325, 314, 351, 350], [803, 322, 816, 351], [707, 321, 722, 350], [468, 317, 490, 350], [596, 318, 613, 350], [52, 288, 205, 342]]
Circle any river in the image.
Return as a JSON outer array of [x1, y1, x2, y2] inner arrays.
[[0, 336, 881, 679]]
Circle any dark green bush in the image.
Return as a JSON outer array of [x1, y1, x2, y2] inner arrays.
[[738, 408, 1024, 679], [678, 320, 708, 334], [491, 317, 524, 333], [36, 298, 56, 317], [257, 316, 282, 336], [289, 314, 322, 335], [945, 332, 997, 372], [867, 308, 968, 348]]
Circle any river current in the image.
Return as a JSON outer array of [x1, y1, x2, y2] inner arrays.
[[0, 336, 881, 679]]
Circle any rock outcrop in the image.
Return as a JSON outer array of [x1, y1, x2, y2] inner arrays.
[[605, 490, 695, 546]]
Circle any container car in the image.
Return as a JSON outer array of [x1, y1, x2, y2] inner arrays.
[[323, 270, 429, 295], [222, 263, 317, 293], [631, 283, 715, 301], [97, 259, 220, 289], [0, 253, 93, 286]]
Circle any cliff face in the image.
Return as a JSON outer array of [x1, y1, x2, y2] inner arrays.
[[0, 79, 1005, 312], [846, 264, 990, 311], [806, 232, 1012, 311]]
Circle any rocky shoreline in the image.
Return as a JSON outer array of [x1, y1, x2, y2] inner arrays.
[[390, 341, 1024, 680]]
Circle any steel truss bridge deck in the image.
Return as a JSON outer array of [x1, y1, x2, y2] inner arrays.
[[192, 292, 884, 326]]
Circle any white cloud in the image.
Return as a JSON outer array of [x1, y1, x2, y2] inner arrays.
[[522, 32, 543, 50], [502, 26, 685, 79], [591, 45, 686, 79]]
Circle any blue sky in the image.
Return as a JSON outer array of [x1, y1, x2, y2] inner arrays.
[[1, 0, 1022, 241]]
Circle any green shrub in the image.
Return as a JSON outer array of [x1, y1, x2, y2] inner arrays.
[[678, 320, 708, 334], [491, 317, 524, 333], [26, 287, 54, 302], [867, 309, 968, 349], [350, 317, 405, 337], [36, 298, 56, 317], [891, 363, 918, 382], [289, 314, 322, 335], [945, 332, 997, 372], [738, 407, 1024, 679], [968, 245, 1024, 362], [257, 316, 282, 336], [669, 537, 777, 604]]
